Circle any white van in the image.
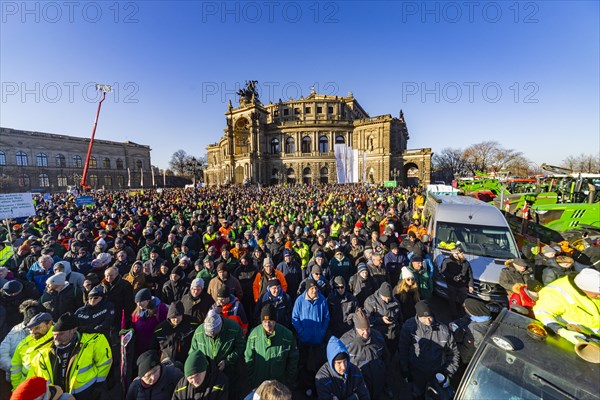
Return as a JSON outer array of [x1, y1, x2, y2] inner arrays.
[[423, 194, 520, 303]]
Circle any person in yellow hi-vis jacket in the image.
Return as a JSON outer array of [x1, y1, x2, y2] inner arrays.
[[27, 313, 113, 399], [533, 268, 600, 344]]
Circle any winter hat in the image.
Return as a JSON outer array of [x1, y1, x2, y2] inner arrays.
[[283, 249, 293, 257], [389, 242, 399, 250], [379, 282, 393, 298], [260, 303, 276, 322], [401, 267, 415, 280], [191, 278, 205, 288], [171, 266, 185, 278], [263, 258, 274, 267], [88, 285, 106, 297], [311, 264, 322, 275], [574, 268, 600, 293], [415, 300, 433, 318], [184, 351, 208, 377], [167, 301, 185, 319], [512, 258, 529, 268], [2, 280, 23, 296], [556, 256, 574, 268], [410, 255, 423, 263], [137, 350, 161, 378], [135, 288, 152, 303], [204, 309, 223, 337], [25, 312, 52, 329], [216, 285, 229, 298], [305, 279, 318, 291], [267, 278, 281, 288], [333, 276, 346, 287], [47, 272, 66, 286], [526, 279, 543, 293], [22, 304, 43, 326], [357, 263, 368, 273], [10, 376, 47, 400], [315, 251, 325, 259], [353, 308, 369, 330], [463, 298, 491, 317], [54, 313, 78, 332]]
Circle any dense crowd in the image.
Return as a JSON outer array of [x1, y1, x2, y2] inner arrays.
[[0, 184, 598, 400]]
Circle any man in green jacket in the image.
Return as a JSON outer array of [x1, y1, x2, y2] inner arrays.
[[244, 304, 299, 389], [190, 309, 246, 399]]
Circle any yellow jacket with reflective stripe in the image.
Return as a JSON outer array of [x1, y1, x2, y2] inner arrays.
[[10, 326, 54, 389], [27, 332, 113, 394], [0, 245, 13, 266], [533, 275, 600, 335]]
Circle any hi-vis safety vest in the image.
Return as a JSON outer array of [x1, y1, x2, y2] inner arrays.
[[533, 275, 600, 336], [28, 332, 113, 394]]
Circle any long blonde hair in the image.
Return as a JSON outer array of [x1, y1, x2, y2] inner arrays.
[[394, 278, 420, 304]]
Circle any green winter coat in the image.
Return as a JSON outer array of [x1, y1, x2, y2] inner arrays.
[[408, 265, 433, 300], [244, 323, 299, 388], [190, 318, 245, 374]]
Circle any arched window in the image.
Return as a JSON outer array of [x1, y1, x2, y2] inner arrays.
[[57, 175, 68, 187], [0, 151, 6, 166], [302, 167, 312, 185], [72, 155, 83, 168], [104, 176, 112, 186], [318, 136, 329, 153], [116, 159, 124, 170], [18, 174, 29, 187], [320, 167, 329, 184], [89, 156, 97, 168], [301, 136, 312, 153], [16, 151, 28, 166], [136, 160, 143, 170], [286, 168, 296, 184], [103, 157, 111, 169], [39, 174, 50, 187], [285, 137, 295, 154], [270, 138, 280, 154], [117, 175, 125, 187], [89, 175, 98, 188], [36, 153, 48, 167], [335, 135, 346, 144], [55, 154, 66, 168]]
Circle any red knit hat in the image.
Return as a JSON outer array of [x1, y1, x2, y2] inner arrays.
[[10, 377, 47, 400]]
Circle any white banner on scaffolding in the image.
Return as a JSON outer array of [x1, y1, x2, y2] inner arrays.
[[335, 144, 359, 184]]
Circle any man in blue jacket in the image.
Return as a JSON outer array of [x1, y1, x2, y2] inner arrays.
[[315, 336, 370, 400], [292, 279, 330, 397]]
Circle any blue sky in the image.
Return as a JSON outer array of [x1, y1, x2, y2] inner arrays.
[[1, 1, 598, 169]]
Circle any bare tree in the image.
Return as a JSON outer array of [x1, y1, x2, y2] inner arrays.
[[562, 153, 600, 173], [432, 147, 469, 181], [462, 141, 499, 174], [169, 150, 188, 175]]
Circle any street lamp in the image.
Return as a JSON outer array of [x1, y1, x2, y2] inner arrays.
[[81, 84, 112, 190], [390, 168, 400, 183]]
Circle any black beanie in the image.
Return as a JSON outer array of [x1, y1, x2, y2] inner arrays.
[[54, 313, 79, 332], [167, 301, 185, 319], [137, 350, 160, 378], [260, 303, 276, 322]]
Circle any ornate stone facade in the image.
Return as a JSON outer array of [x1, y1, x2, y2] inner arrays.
[[0, 127, 152, 192], [205, 89, 432, 186]]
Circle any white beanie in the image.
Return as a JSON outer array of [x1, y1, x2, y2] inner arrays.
[[47, 272, 66, 286], [574, 268, 600, 293], [191, 278, 205, 288], [401, 266, 415, 280]]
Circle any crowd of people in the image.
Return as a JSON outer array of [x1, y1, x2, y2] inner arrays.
[[0, 184, 598, 400]]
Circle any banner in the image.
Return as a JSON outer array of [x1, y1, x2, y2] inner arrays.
[[0, 193, 35, 219], [335, 144, 359, 184]]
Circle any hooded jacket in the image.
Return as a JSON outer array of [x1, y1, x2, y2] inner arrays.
[[126, 363, 183, 400], [450, 315, 492, 364], [499, 262, 534, 293], [59, 261, 85, 290], [40, 282, 84, 322], [348, 271, 376, 307], [101, 275, 135, 329], [132, 297, 168, 357], [340, 327, 387, 399], [162, 276, 190, 305], [0, 322, 28, 380], [315, 336, 370, 400], [153, 314, 199, 364]]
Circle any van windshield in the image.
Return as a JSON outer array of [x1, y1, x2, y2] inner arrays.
[[435, 222, 519, 259]]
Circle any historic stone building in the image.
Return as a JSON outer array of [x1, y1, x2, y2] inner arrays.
[[205, 86, 432, 186], [0, 127, 152, 193]]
